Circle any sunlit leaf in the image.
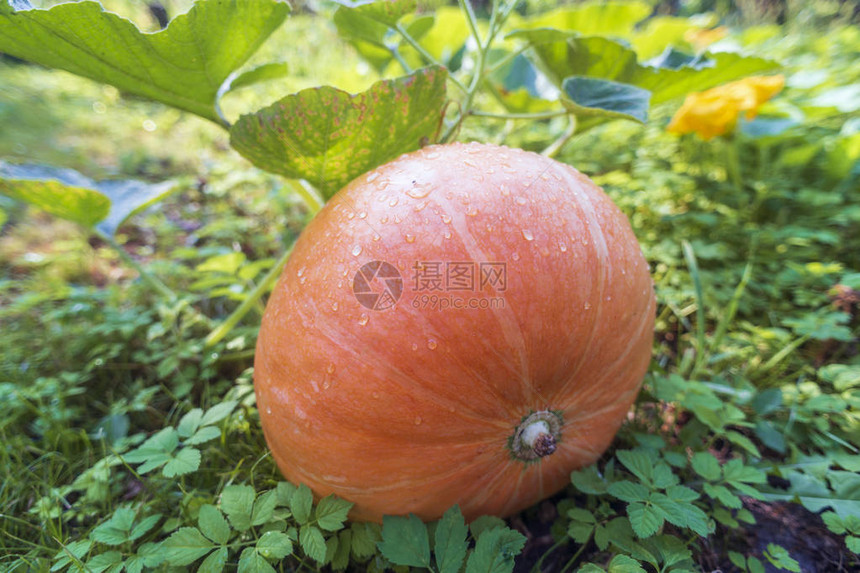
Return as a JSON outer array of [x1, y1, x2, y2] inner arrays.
[[0, 161, 178, 236], [230, 66, 447, 199], [519, 1, 651, 37], [0, 0, 289, 123]]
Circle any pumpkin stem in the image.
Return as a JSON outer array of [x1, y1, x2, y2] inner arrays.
[[510, 410, 563, 462]]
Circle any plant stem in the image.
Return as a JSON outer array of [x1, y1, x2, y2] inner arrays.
[[441, 0, 517, 142], [757, 334, 810, 374], [285, 179, 324, 213], [97, 230, 178, 302], [541, 115, 577, 158], [389, 45, 413, 74], [394, 23, 467, 93]]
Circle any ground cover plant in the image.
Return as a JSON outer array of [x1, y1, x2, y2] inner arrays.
[[0, 0, 859, 571]]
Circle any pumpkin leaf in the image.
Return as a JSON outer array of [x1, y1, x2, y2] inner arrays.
[[518, 1, 651, 37], [508, 32, 779, 105], [0, 161, 179, 237], [0, 162, 110, 228], [561, 76, 651, 123], [229, 66, 447, 200], [465, 527, 527, 573], [377, 514, 431, 568], [0, 0, 290, 124], [434, 505, 469, 573]]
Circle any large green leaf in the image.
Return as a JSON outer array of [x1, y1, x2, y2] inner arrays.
[[230, 66, 448, 200], [510, 31, 779, 105], [561, 76, 650, 123], [0, 0, 290, 124], [0, 162, 178, 236], [333, 0, 427, 74], [519, 0, 651, 37]]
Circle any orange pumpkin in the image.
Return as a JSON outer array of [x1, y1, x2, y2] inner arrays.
[[254, 142, 655, 522]]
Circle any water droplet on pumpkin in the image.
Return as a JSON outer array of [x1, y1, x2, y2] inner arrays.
[[584, 302, 592, 310], [358, 313, 369, 326], [521, 229, 534, 241], [326, 363, 336, 374], [426, 151, 441, 159], [297, 267, 306, 277], [389, 197, 399, 207], [500, 184, 510, 196], [358, 211, 367, 219], [393, 215, 401, 224], [540, 173, 550, 181], [372, 391, 380, 399], [346, 211, 355, 220], [559, 241, 568, 252], [512, 252, 520, 261], [351, 245, 363, 257], [407, 186, 431, 199], [299, 276, 307, 284], [322, 380, 331, 390], [444, 231, 452, 239], [411, 343, 419, 351], [367, 172, 380, 182], [466, 207, 478, 217], [405, 234, 416, 243], [331, 301, 339, 311], [427, 339, 437, 350], [441, 214, 452, 224], [414, 416, 423, 425], [372, 233, 380, 242], [515, 196, 527, 206], [266, 406, 272, 414], [413, 201, 428, 212], [463, 159, 477, 168], [380, 215, 389, 224]]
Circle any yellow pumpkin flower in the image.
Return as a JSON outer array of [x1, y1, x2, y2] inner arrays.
[[667, 75, 785, 140], [684, 26, 729, 52]]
